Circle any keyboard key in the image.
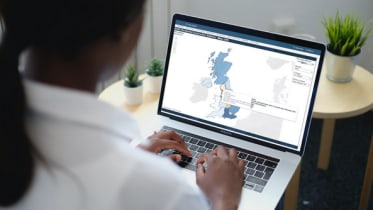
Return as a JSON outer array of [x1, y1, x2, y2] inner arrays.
[[254, 171, 264, 179], [246, 176, 267, 186], [205, 143, 214, 149], [264, 167, 274, 173], [197, 141, 206, 147], [247, 162, 257, 169], [246, 155, 256, 161], [255, 165, 265, 171], [254, 185, 264, 193], [190, 138, 198, 144], [244, 182, 255, 190], [245, 168, 255, 176], [197, 147, 207, 153], [255, 158, 264, 164], [263, 160, 278, 168], [238, 152, 248, 159], [189, 144, 198, 151], [183, 136, 191, 142], [263, 168, 274, 180]]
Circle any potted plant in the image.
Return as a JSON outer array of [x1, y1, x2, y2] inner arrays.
[[322, 12, 371, 82], [123, 65, 143, 105], [145, 58, 164, 93]]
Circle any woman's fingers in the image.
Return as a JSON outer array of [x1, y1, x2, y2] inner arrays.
[[197, 152, 209, 165], [156, 130, 186, 146], [196, 153, 210, 185], [229, 147, 238, 159], [168, 154, 182, 162], [155, 139, 192, 156], [143, 130, 192, 156], [196, 162, 206, 176], [195, 146, 244, 207], [215, 146, 229, 159]]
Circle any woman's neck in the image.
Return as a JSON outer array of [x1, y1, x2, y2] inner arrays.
[[22, 49, 101, 93]]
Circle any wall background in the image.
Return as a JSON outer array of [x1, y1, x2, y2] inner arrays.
[[1, 1, 372, 89], [130, 0, 373, 88]]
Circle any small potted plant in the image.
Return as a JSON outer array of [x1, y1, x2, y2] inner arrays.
[[123, 65, 143, 105], [322, 12, 372, 82], [145, 58, 164, 93]]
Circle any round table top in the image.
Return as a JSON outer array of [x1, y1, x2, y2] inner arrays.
[[313, 65, 373, 119], [98, 80, 161, 136]]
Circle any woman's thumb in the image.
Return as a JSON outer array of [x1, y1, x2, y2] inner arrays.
[[196, 163, 205, 184]]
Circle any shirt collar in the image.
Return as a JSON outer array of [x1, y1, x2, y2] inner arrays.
[[24, 79, 142, 142]]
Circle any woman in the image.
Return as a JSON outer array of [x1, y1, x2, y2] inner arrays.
[[0, 0, 244, 210]]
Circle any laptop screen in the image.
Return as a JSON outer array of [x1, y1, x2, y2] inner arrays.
[[158, 14, 325, 154]]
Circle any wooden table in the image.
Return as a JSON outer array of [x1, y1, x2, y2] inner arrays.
[[313, 65, 373, 170], [98, 80, 161, 137], [359, 132, 373, 210]]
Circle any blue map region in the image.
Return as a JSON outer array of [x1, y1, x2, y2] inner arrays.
[[208, 48, 240, 119], [210, 51, 232, 84], [224, 106, 240, 119]]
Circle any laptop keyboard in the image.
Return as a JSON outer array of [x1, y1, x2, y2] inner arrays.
[[160, 126, 279, 193]]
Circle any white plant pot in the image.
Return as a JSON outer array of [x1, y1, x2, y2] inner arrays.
[[123, 85, 143, 105], [146, 75, 163, 93], [325, 50, 360, 83]]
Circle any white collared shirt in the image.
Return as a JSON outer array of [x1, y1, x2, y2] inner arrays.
[[5, 80, 209, 210]]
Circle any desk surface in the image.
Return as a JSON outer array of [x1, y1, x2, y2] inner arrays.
[[98, 81, 160, 136], [313, 65, 373, 119]]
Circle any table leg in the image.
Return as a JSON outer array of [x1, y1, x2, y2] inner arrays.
[[358, 133, 373, 210], [284, 162, 301, 210], [317, 119, 336, 170]]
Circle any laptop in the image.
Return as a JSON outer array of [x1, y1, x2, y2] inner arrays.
[[156, 14, 325, 210]]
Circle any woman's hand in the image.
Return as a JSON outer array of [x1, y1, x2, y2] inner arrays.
[[196, 146, 244, 210], [138, 130, 192, 162]]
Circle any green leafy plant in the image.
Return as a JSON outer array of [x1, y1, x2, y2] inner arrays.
[[322, 12, 372, 56], [146, 58, 164, 76], [124, 65, 142, 88]]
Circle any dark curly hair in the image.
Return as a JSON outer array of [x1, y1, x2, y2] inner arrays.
[[0, 0, 145, 206]]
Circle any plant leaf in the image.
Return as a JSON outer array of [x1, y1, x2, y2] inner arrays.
[[322, 12, 372, 56]]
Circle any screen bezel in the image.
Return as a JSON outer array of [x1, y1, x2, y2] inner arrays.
[[158, 14, 325, 156]]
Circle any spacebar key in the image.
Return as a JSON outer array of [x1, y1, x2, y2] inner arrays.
[[246, 176, 267, 186]]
